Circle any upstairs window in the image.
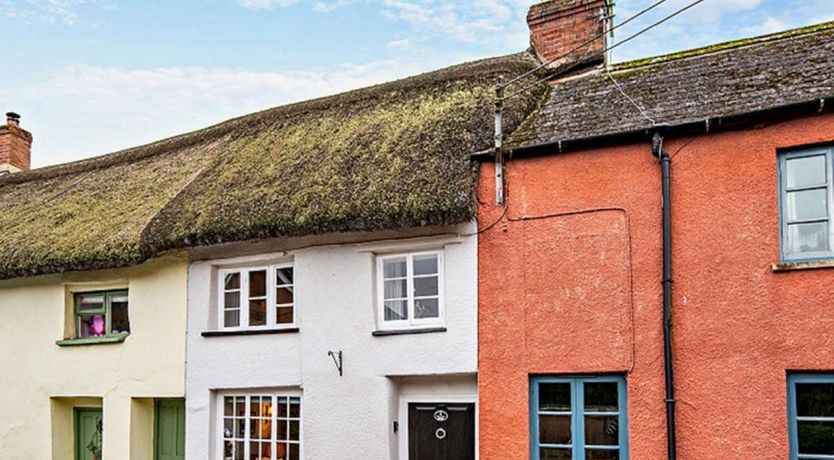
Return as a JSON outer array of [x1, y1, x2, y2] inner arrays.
[[74, 290, 130, 338], [377, 251, 443, 330], [788, 374, 834, 459], [530, 375, 628, 460], [779, 146, 834, 261], [219, 265, 295, 329]]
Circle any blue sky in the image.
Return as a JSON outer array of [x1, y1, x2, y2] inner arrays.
[[2, 0, 832, 167]]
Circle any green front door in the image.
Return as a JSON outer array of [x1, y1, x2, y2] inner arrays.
[[155, 398, 185, 460], [75, 408, 103, 460]]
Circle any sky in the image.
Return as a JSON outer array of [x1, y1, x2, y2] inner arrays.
[[1, 0, 832, 167]]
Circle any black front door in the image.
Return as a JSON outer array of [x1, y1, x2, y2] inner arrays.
[[408, 402, 475, 460]]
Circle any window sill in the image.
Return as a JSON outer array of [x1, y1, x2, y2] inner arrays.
[[56, 334, 128, 347], [372, 327, 447, 337], [772, 259, 834, 272], [201, 327, 300, 337]]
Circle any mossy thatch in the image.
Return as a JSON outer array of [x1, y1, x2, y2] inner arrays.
[[0, 53, 544, 280]]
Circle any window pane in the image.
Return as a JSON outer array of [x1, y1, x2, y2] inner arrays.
[[539, 415, 572, 444], [277, 287, 294, 305], [787, 155, 827, 188], [225, 310, 240, 327], [289, 421, 300, 441], [225, 272, 240, 290], [249, 270, 267, 297], [78, 294, 105, 312], [540, 448, 571, 460], [798, 420, 834, 455], [414, 276, 438, 297], [384, 300, 407, 321], [384, 279, 407, 299], [249, 299, 266, 326], [276, 307, 294, 324], [797, 383, 834, 417], [277, 420, 288, 440], [249, 419, 261, 439], [787, 222, 829, 254], [79, 314, 106, 337], [276, 397, 288, 418], [277, 443, 289, 459], [584, 382, 618, 412], [289, 397, 300, 417], [236, 397, 246, 417], [235, 442, 244, 460], [585, 415, 619, 445], [224, 397, 234, 416], [276, 267, 293, 285], [110, 297, 130, 334], [786, 189, 828, 221], [289, 444, 300, 460], [414, 298, 439, 319], [540, 383, 571, 412], [383, 258, 407, 278], [413, 254, 438, 275], [586, 449, 620, 459], [225, 292, 240, 309], [224, 441, 234, 460]]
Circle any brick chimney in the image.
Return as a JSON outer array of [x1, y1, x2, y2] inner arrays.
[[527, 0, 611, 70], [0, 112, 32, 174]]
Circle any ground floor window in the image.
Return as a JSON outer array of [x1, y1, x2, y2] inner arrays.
[[530, 375, 628, 460], [222, 394, 301, 460], [788, 373, 834, 459]]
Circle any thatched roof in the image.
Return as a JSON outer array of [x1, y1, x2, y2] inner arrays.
[[510, 21, 834, 149], [0, 53, 543, 280]]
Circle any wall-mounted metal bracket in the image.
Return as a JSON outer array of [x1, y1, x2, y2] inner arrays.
[[327, 350, 343, 377]]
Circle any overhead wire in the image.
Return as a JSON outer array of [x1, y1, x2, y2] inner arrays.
[[501, 0, 710, 101], [500, 0, 669, 89]]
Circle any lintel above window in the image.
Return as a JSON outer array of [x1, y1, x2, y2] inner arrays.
[[219, 264, 295, 330]]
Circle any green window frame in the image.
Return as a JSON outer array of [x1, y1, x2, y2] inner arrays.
[[778, 146, 834, 261], [74, 290, 130, 339], [788, 373, 834, 459], [530, 375, 628, 460]]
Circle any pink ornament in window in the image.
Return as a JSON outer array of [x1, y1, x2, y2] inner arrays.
[[92, 315, 105, 336]]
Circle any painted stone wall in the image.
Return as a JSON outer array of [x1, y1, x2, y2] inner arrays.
[[185, 226, 478, 459], [0, 254, 187, 459], [478, 112, 834, 459]]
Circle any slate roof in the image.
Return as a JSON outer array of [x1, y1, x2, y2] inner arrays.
[[0, 54, 543, 280], [510, 21, 834, 149]]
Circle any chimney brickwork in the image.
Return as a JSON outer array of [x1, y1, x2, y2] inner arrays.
[[527, 0, 609, 68], [0, 112, 32, 174]]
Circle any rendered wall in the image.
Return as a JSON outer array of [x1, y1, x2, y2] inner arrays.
[[478, 112, 834, 459], [0, 254, 187, 459], [185, 226, 478, 459]]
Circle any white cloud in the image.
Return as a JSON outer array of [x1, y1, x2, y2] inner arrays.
[[2, 0, 90, 24], [312, 0, 354, 13], [3, 60, 433, 167], [236, 0, 298, 9], [385, 37, 412, 49]]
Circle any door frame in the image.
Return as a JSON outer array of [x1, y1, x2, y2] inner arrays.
[[398, 394, 478, 460]]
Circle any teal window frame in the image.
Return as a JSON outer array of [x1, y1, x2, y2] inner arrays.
[[788, 373, 834, 460], [530, 375, 628, 460], [73, 290, 130, 339], [778, 146, 834, 262]]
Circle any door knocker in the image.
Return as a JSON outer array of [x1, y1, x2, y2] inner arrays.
[[435, 428, 447, 440]]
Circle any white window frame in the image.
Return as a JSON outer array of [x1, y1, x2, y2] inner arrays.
[[215, 390, 303, 460], [376, 250, 444, 331], [218, 263, 295, 330]]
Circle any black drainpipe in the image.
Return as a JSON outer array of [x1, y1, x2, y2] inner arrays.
[[653, 132, 677, 460]]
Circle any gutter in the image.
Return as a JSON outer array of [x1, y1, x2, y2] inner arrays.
[[471, 96, 834, 161]]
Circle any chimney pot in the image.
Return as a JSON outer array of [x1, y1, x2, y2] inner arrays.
[[6, 112, 20, 127]]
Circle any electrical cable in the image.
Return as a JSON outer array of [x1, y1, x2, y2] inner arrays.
[[501, 0, 669, 89], [502, 0, 710, 101]]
